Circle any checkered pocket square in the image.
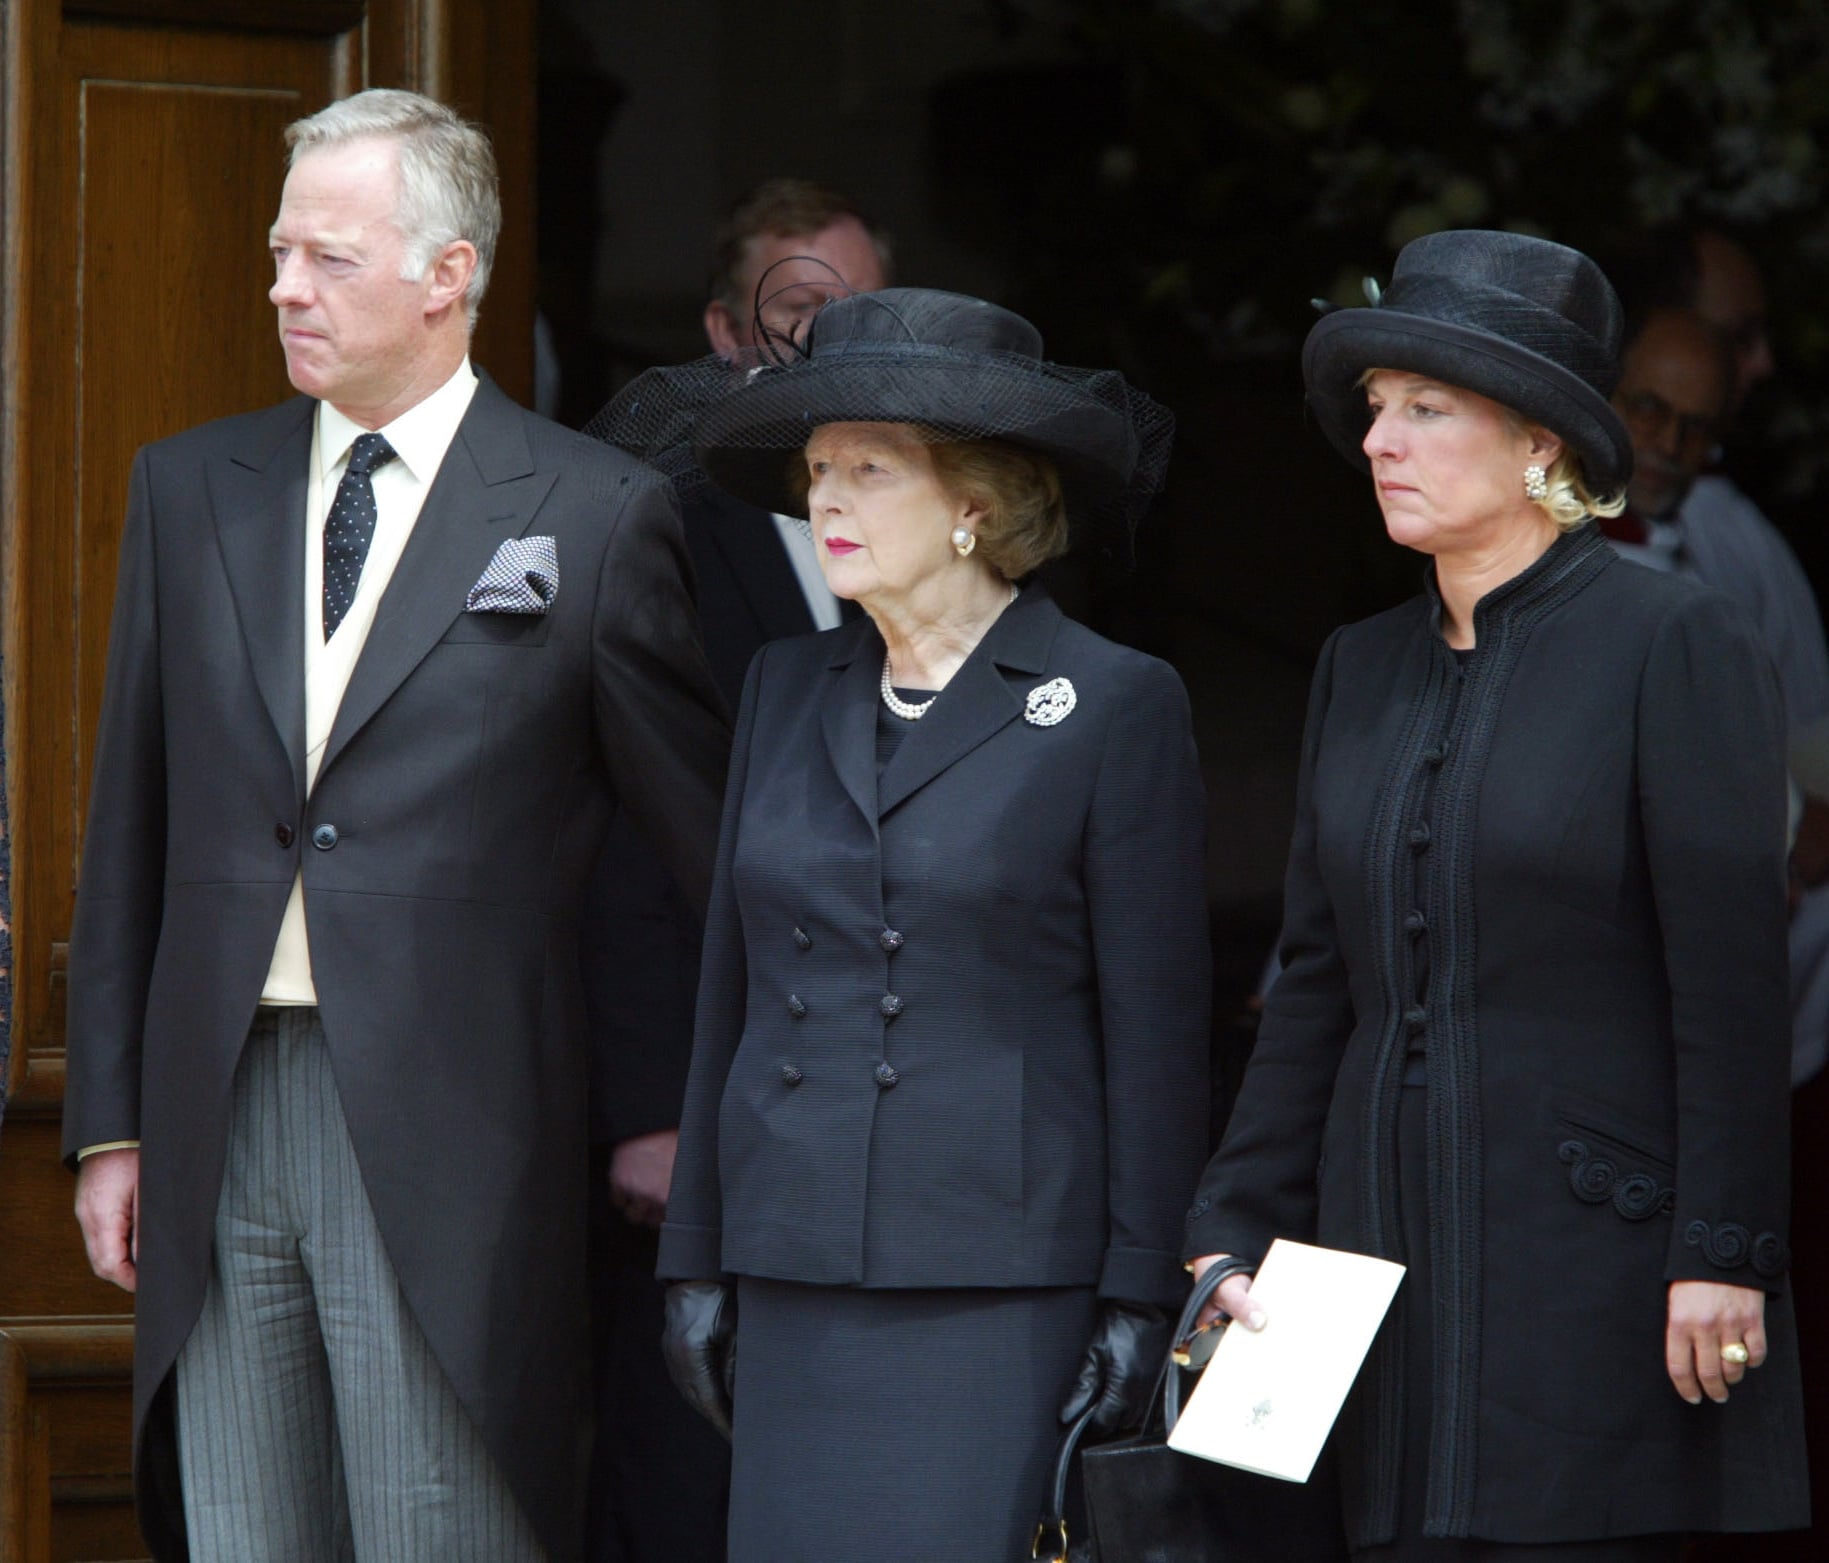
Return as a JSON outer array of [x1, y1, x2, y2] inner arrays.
[[466, 535, 559, 614]]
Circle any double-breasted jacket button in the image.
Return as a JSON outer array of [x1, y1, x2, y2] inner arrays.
[[793, 926, 813, 950], [879, 993, 905, 1020], [786, 994, 807, 1019], [780, 1064, 805, 1087], [878, 927, 905, 954], [1403, 910, 1426, 935], [311, 823, 339, 850], [1424, 743, 1449, 768], [1404, 1004, 1428, 1034], [1409, 822, 1432, 851], [873, 1061, 900, 1089], [274, 823, 296, 848]]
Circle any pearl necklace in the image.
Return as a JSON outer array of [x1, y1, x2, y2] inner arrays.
[[880, 584, 1019, 720]]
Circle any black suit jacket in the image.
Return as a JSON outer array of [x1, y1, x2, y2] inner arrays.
[[1188, 528, 1807, 1543], [580, 485, 849, 1145], [63, 377, 730, 1562], [683, 486, 824, 706], [657, 587, 1211, 1307]]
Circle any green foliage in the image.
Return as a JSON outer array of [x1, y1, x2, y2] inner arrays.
[[985, 0, 1829, 503]]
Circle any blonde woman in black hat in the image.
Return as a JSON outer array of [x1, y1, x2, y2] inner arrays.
[[1187, 231, 1807, 1559], [593, 289, 1210, 1560]]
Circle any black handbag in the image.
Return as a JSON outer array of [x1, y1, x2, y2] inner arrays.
[[1031, 1261, 1349, 1563]]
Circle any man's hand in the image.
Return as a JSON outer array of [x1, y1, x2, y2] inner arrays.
[[1666, 1279, 1766, 1404], [1791, 795, 1829, 892], [75, 1147, 141, 1293], [608, 1128, 678, 1228]]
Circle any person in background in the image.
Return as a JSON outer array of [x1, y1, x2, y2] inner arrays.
[[1190, 230, 1807, 1559], [579, 178, 888, 1562], [1601, 305, 1829, 1086], [64, 89, 729, 1562], [595, 287, 1209, 1561]]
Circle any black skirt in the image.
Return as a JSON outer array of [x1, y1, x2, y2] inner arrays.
[[727, 1277, 1097, 1563]]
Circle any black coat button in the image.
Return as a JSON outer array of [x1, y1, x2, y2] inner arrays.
[[1404, 910, 1426, 935], [793, 926, 812, 950], [879, 927, 905, 953], [311, 823, 339, 850], [879, 993, 904, 1019], [786, 994, 807, 1019], [1405, 1004, 1428, 1034], [274, 823, 295, 848], [1409, 823, 1432, 851], [1424, 743, 1449, 767], [780, 1064, 805, 1087], [873, 1062, 900, 1089]]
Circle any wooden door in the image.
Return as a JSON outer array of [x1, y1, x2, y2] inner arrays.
[[0, 4, 534, 1556]]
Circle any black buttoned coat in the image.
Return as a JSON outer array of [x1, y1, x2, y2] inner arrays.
[[1186, 527, 1809, 1545], [62, 378, 730, 1562], [657, 587, 1211, 1308]]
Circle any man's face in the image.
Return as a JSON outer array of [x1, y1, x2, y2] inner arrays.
[[1692, 230, 1773, 417], [704, 216, 887, 360], [1611, 311, 1730, 521], [268, 138, 442, 427]]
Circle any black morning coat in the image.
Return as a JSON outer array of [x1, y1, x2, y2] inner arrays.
[[1186, 526, 1809, 1547], [61, 379, 732, 1563], [656, 585, 1213, 1309]]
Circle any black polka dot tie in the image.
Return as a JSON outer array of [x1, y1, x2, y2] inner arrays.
[[322, 432, 397, 639]]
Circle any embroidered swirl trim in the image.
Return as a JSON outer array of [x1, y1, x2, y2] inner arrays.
[[1683, 1219, 1791, 1279], [1556, 1138, 1675, 1221]]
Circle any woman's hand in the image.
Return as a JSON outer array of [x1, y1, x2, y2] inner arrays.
[[1058, 1302, 1172, 1435], [1665, 1280, 1767, 1404], [662, 1281, 739, 1438], [1189, 1253, 1266, 1332]]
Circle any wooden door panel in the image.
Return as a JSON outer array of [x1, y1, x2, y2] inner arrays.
[[74, 78, 307, 833]]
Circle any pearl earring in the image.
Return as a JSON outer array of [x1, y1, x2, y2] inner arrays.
[[951, 526, 976, 558], [1524, 464, 1548, 502]]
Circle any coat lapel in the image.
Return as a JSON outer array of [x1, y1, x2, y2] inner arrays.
[[876, 588, 1061, 817], [210, 397, 315, 797], [821, 619, 885, 836], [318, 378, 556, 781]]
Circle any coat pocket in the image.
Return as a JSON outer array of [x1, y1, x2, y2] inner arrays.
[[1554, 1094, 1676, 1223]]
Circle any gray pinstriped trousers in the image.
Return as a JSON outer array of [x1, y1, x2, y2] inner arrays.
[[175, 1007, 546, 1562]]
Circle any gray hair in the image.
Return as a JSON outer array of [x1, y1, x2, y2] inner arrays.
[[285, 89, 500, 318]]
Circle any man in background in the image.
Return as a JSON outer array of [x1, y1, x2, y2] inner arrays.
[[1603, 302, 1829, 1087], [583, 178, 888, 1563]]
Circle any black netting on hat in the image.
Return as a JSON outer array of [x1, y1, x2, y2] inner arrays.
[[584, 340, 1175, 555]]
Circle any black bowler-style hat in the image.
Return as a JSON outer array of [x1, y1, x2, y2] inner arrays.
[[587, 288, 1174, 546], [1303, 229, 1633, 495]]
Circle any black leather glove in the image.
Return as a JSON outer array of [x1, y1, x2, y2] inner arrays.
[[661, 1280, 738, 1439], [1058, 1300, 1172, 1436]]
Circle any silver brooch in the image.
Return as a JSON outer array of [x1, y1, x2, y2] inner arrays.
[[1024, 677, 1077, 727]]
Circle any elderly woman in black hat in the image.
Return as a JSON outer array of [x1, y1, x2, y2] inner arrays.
[[597, 289, 1210, 1560], [1187, 230, 1807, 1560]]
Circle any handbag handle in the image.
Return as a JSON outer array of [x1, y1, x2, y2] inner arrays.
[[1030, 1257, 1257, 1561]]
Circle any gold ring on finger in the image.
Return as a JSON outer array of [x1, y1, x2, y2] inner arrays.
[[1721, 1342, 1750, 1366]]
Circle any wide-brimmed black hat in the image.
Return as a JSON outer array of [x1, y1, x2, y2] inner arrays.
[[586, 288, 1174, 547], [1303, 229, 1632, 495]]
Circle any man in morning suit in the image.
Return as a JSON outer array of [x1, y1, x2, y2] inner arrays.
[[581, 177, 887, 1562], [64, 89, 729, 1563]]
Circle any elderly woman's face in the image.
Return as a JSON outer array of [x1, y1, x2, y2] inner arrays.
[[1361, 371, 1551, 555], [803, 422, 973, 606]]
